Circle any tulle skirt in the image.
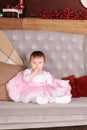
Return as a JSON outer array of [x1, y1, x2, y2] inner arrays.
[[6, 71, 72, 103]]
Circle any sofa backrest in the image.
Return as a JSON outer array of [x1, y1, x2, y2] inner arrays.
[[4, 30, 87, 78]]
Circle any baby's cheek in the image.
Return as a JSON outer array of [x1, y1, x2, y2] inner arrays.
[[39, 67, 43, 70]]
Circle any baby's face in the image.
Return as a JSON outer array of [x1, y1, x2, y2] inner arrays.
[[30, 57, 45, 71]]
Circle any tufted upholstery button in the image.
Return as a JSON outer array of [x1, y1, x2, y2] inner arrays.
[[78, 45, 83, 50], [80, 64, 84, 69], [67, 45, 72, 51], [56, 46, 61, 51], [73, 55, 79, 60], [62, 55, 67, 60], [37, 35, 44, 41], [31, 45, 38, 50], [25, 36, 31, 40], [49, 36, 55, 42], [72, 37, 77, 42], [18, 44, 24, 52], [12, 34, 17, 40], [60, 36, 67, 42]]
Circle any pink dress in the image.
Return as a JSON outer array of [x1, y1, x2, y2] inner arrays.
[[6, 69, 72, 103]]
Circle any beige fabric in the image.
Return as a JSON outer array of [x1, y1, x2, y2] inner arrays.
[[0, 62, 26, 101], [0, 31, 23, 65]]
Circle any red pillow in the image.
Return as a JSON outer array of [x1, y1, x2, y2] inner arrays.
[[62, 75, 79, 97], [75, 75, 87, 97]]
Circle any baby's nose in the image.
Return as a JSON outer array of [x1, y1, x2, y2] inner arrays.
[[36, 64, 39, 67]]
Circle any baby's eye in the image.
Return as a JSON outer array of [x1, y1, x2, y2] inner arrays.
[[39, 62, 42, 64], [33, 62, 36, 64]]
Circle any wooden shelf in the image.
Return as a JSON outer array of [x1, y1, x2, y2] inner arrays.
[[0, 18, 23, 29], [0, 18, 87, 35]]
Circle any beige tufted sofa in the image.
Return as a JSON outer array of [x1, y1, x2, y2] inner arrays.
[[0, 29, 87, 129]]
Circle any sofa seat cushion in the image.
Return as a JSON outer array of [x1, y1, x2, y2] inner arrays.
[[0, 97, 87, 129]]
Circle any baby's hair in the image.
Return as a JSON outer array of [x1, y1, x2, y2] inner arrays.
[[30, 51, 46, 62]]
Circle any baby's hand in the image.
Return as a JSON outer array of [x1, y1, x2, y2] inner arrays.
[[33, 68, 40, 74], [31, 68, 42, 77], [29, 68, 39, 80], [45, 84, 53, 91]]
